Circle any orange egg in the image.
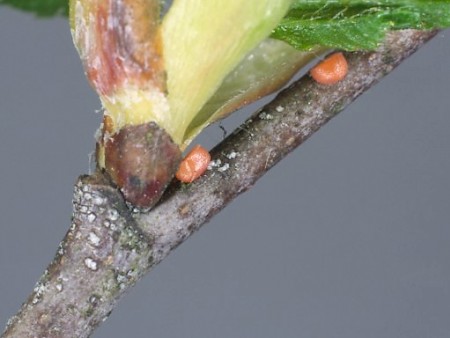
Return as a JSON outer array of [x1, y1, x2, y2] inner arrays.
[[310, 52, 348, 85], [176, 145, 211, 183]]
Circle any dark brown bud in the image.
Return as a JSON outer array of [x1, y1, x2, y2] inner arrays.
[[103, 122, 181, 208]]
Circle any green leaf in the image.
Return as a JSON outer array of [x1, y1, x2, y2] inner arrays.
[[0, 0, 68, 17], [272, 0, 450, 51]]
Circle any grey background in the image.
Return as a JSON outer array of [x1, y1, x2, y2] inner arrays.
[[1, 7, 450, 338]]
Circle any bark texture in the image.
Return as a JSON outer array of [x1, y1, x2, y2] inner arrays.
[[2, 30, 438, 338]]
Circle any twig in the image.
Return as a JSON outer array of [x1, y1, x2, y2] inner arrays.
[[2, 29, 438, 338]]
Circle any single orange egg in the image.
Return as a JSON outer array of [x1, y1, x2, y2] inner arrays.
[[310, 52, 348, 85], [176, 145, 211, 183]]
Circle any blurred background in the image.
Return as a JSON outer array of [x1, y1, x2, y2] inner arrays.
[[1, 7, 450, 338]]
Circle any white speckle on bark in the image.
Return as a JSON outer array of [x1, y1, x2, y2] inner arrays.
[[88, 232, 101, 247], [5, 315, 18, 330], [259, 111, 274, 120], [116, 273, 128, 289], [31, 283, 47, 304], [127, 269, 137, 278], [87, 213, 97, 223], [84, 258, 98, 271], [92, 195, 105, 206], [276, 105, 285, 112], [207, 159, 222, 170], [107, 209, 119, 221], [218, 163, 230, 172], [58, 243, 65, 256], [226, 151, 238, 159]]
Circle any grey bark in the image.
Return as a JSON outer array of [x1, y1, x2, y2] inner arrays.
[[2, 29, 438, 338]]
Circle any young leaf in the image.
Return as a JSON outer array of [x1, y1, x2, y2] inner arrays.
[[162, 0, 293, 145], [0, 0, 68, 17], [272, 0, 450, 51], [183, 39, 323, 147]]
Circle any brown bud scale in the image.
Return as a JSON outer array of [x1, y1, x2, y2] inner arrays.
[[103, 122, 181, 208]]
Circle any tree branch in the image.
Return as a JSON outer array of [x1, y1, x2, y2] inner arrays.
[[2, 29, 438, 338]]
